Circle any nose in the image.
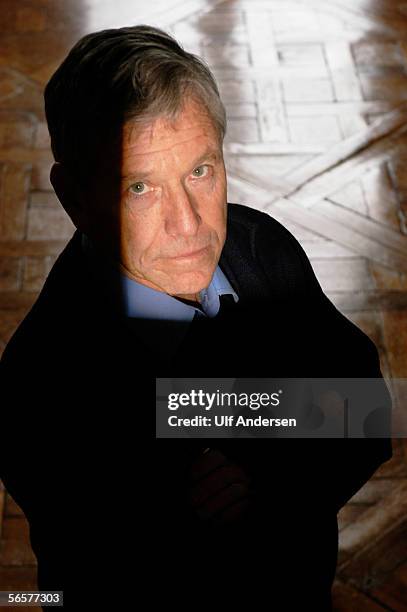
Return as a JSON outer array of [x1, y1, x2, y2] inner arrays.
[[163, 183, 201, 238]]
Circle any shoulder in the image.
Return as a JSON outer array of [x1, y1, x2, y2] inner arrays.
[[227, 201, 310, 263], [228, 201, 295, 239], [226, 201, 318, 298], [226, 202, 380, 367]]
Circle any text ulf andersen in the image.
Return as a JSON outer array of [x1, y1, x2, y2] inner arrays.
[[168, 415, 297, 427]]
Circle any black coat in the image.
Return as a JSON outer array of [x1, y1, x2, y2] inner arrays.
[[0, 202, 392, 610]]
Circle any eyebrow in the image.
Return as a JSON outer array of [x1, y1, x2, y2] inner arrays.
[[121, 149, 220, 181]]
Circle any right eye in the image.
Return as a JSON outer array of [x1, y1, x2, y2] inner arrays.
[[129, 182, 151, 197]]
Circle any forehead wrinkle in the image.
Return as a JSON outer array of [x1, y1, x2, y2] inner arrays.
[[122, 133, 215, 159], [121, 147, 220, 180], [125, 106, 214, 132], [123, 112, 217, 154]]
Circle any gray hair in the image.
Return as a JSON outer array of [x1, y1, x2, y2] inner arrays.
[[44, 24, 227, 178]]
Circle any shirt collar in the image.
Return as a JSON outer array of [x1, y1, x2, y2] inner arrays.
[[122, 263, 238, 321]]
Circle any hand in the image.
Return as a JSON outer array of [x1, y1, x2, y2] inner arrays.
[[187, 448, 253, 524]]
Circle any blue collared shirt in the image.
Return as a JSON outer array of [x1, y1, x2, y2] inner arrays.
[[81, 234, 239, 355], [121, 265, 239, 322]]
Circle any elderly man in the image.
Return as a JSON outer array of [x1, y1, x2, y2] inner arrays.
[[0, 25, 392, 610]]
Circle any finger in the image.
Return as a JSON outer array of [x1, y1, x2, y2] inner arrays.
[[214, 496, 252, 524], [189, 466, 251, 507], [194, 482, 251, 521], [188, 449, 230, 482]]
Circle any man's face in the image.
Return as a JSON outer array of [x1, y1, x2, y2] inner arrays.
[[89, 98, 228, 302]]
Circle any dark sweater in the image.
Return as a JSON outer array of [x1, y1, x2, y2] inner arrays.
[[0, 202, 392, 610]]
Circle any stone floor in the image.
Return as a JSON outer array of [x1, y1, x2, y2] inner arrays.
[[0, 0, 406, 609]]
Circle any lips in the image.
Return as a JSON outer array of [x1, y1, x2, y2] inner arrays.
[[170, 246, 208, 259]]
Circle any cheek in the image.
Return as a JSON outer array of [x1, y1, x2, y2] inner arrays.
[[210, 185, 228, 231], [200, 174, 226, 214], [120, 208, 160, 266], [210, 168, 226, 197]]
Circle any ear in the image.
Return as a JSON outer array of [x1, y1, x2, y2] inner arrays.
[[50, 162, 90, 233]]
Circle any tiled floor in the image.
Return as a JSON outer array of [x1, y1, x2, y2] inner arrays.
[[0, 0, 406, 609]]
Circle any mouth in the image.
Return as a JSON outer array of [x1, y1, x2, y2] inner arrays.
[[169, 246, 208, 261]]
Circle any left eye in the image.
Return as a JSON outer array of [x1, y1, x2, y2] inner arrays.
[[192, 165, 209, 178]]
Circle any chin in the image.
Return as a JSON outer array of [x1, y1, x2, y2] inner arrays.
[[166, 269, 214, 296]]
